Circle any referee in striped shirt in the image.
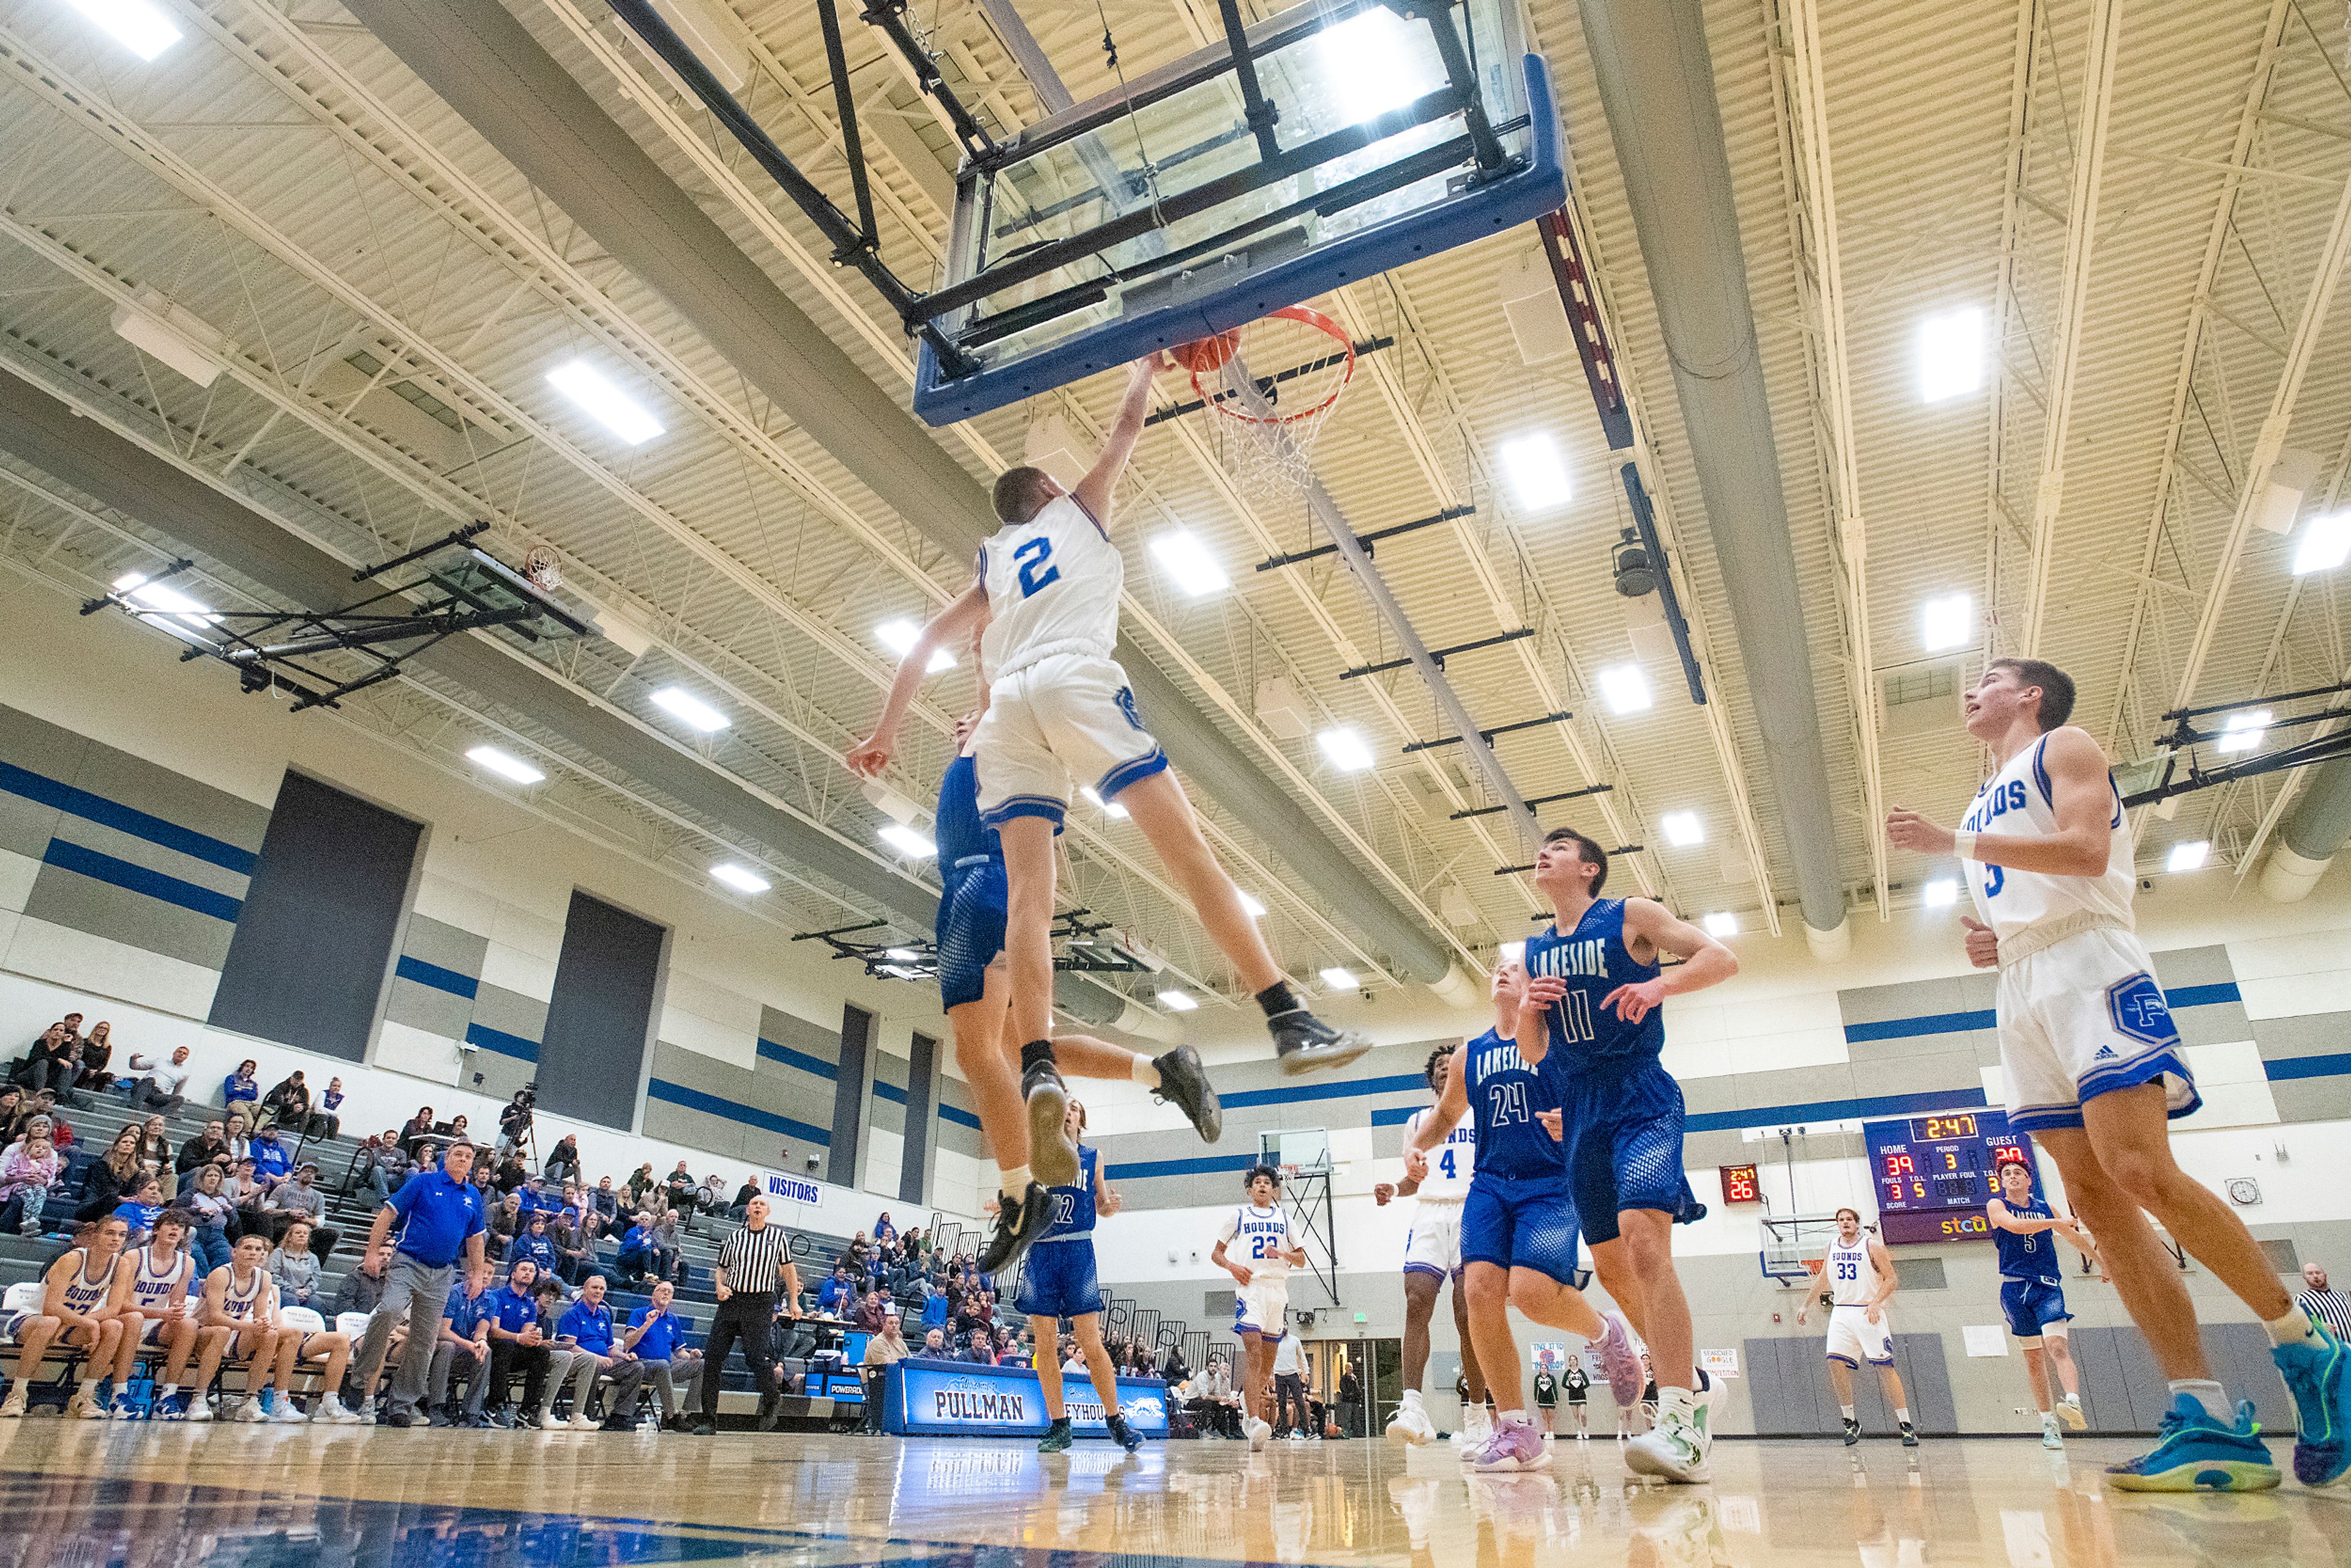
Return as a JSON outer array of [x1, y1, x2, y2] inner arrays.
[[2298, 1261, 2351, 1340], [692, 1195, 792, 1435]]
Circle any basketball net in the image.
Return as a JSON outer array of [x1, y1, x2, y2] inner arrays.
[[1183, 306, 1355, 492]]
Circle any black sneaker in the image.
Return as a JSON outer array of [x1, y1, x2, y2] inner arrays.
[[1038, 1416, 1074, 1452], [1108, 1412, 1144, 1452], [1899, 1422, 1919, 1448], [1152, 1045, 1223, 1142], [383, 1406, 414, 1429], [1024, 1060, 1078, 1187], [976, 1180, 1048, 1275], [1842, 1417, 1861, 1447], [689, 1419, 716, 1436], [1269, 1007, 1371, 1076]]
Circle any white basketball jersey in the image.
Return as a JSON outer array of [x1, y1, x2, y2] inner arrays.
[[978, 495, 1123, 681], [131, 1248, 190, 1315], [217, 1264, 270, 1322], [1404, 1106, 1477, 1201], [58, 1251, 118, 1318], [1826, 1236, 1880, 1308], [1961, 730, 2135, 943], [1219, 1203, 1296, 1281]]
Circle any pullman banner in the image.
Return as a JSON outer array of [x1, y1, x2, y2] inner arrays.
[[882, 1357, 1171, 1438]]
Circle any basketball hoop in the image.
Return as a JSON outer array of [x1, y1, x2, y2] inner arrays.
[[1281, 1163, 1300, 1182], [1172, 306, 1355, 491]]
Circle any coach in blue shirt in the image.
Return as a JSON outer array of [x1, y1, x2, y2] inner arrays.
[[350, 1138, 489, 1428], [616, 1278, 699, 1428], [550, 1274, 645, 1430]]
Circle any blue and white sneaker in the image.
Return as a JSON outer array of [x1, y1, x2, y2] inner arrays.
[[2106, 1394, 2279, 1492], [2270, 1315, 2349, 1486]]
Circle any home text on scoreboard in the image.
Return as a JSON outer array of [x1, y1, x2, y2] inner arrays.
[[1861, 1109, 2036, 1244]]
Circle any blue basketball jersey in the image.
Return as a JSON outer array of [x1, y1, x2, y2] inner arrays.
[[1995, 1196, 2063, 1283], [1461, 1027, 1564, 1183], [934, 753, 1003, 868], [1523, 899, 1663, 1075], [1036, 1145, 1098, 1244]]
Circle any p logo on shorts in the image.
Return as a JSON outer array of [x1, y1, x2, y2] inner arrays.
[[2105, 974, 2180, 1048]]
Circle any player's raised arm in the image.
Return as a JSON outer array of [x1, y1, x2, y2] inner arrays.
[[1886, 726, 2113, 879], [1071, 359, 1158, 522], [846, 579, 989, 779], [1514, 965, 1562, 1067], [1608, 901, 1738, 1024]]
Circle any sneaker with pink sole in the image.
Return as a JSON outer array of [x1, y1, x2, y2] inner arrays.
[[1464, 1416, 1551, 1473], [1595, 1313, 1643, 1409]]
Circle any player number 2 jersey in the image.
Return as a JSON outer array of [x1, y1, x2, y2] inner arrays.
[[1218, 1202, 1296, 1281], [1825, 1236, 1880, 1307], [1403, 1106, 1476, 1200], [978, 495, 1123, 682], [1961, 730, 2135, 943]]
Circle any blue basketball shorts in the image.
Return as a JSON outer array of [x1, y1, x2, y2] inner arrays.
[[2000, 1278, 2072, 1342], [934, 860, 1008, 1011], [1459, 1173, 1581, 1285], [1561, 1060, 1703, 1245], [1016, 1236, 1104, 1321]]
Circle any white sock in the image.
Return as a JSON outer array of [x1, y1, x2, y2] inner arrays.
[[1894, 1407, 1911, 1425], [1498, 1408, 1527, 1426], [159, 1383, 178, 1399], [2169, 1378, 2229, 1423], [2063, 1391, 2081, 1406], [2266, 1307, 2315, 1346], [1130, 1056, 1161, 1090], [1840, 1403, 1857, 1420], [999, 1165, 1032, 1200]]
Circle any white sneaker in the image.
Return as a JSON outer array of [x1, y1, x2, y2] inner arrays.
[[1454, 1405, 1494, 1460], [540, 1410, 564, 1431], [0, 1389, 26, 1419], [1288, 1430, 1307, 1444], [2041, 1415, 2064, 1450], [354, 1398, 377, 1426], [1385, 1401, 1438, 1446], [67, 1387, 105, 1420], [318, 1394, 363, 1426], [234, 1393, 269, 1424], [567, 1413, 597, 1431], [1246, 1416, 1271, 1450], [2056, 1397, 2087, 1431], [272, 1394, 308, 1424], [184, 1396, 213, 1424], [1625, 1408, 1710, 1485]]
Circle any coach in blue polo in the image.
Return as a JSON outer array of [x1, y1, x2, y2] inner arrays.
[[350, 1138, 489, 1427]]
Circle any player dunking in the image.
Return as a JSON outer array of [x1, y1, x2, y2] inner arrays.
[[1986, 1157, 2104, 1448], [1213, 1164, 1307, 1449], [918, 684, 1219, 1271], [1794, 1208, 1916, 1447], [850, 358, 1365, 1217], [1519, 825, 1737, 1484], [1888, 656, 2349, 1490], [1374, 1041, 1490, 1449]]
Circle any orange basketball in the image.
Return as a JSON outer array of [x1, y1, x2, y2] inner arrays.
[[1169, 329, 1241, 373]]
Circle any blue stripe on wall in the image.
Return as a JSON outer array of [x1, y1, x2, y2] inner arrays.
[[2165, 981, 2242, 1009], [1220, 1071, 1430, 1110], [647, 1078, 829, 1144], [41, 838, 242, 922], [464, 1021, 539, 1063], [1110, 1152, 1266, 1181], [756, 1037, 839, 1081], [396, 953, 479, 1000], [1371, 1104, 1423, 1128], [2266, 1051, 2351, 1082], [1843, 981, 2243, 1045], [873, 1081, 908, 1106], [939, 1103, 982, 1132], [1687, 1086, 1987, 1135], [2, 760, 257, 874]]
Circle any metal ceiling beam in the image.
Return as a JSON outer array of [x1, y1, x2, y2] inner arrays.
[[339, 0, 1458, 985], [2015, 0, 2122, 655], [1573, 0, 1850, 950]]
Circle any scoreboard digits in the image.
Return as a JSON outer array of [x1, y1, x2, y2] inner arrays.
[[1862, 1109, 2035, 1244]]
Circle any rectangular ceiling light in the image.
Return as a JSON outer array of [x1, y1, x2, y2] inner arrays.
[[466, 745, 545, 785], [1921, 877, 1959, 908], [1498, 432, 1572, 511], [1660, 811, 1705, 847], [1917, 306, 1987, 402], [1597, 663, 1652, 715], [1921, 592, 1973, 652], [1702, 912, 1739, 937], [1080, 786, 1130, 820], [710, 863, 770, 894], [1319, 966, 1359, 990], [2165, 840, 2210, 874], [1497, 940, 1526, 967], [2292, 510, 2351, 576], [1149, 531, 1230, 597], [547, 359, 664, 445], [1317, 727, 1375, 772], [112, 572, 218, 629], [69, 0, 181, 60], [2216, 710, 2271, 755], [1157, 989, 1199, 1012], [875, 617, 956, 672], [110, 294, 223, 386], [885, 947, 921, 961], [879, 823, 937, 859], [1320, 9, 1444, 126], [1239, 891, 1267, 918], [651, 686, 729, 732]]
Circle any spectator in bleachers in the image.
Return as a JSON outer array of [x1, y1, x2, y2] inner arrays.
[[111, 1174, 165, 1246], [613, 1210, 656, 1286], [651, 1209, 685, 1286], [0, 1123, 59, 1236], [249, 1125, 293, 1191], [429, 1258, 496, 1428], [918, 1278, 948, 1335], [817, 1262, 855, 1317], [695, 1172, 727, 1225], [514, 1172, 550, 1219], [617, 1278, 696, 1430], [126, 1045, 192, 1114], [0, 1213, 131, 1419], [350, 1137, 489, 1428], [471, 1158, 499, 1204], [307, 1078, 344, 1140], [13, 1023, 80, 1097], [873, 1212, 897, 1247], [72, 1021, 114, 1100], [624, 1163, 655, 1210], [268, 1217, 321, 1309], [482, 1257, 555, 1428], [0, 1087, 23, 1143], [493, 1148, 528, 1193], [222, 1155, 271, 1237], [222, 1111, 252, 1166], [334, 1239, 393, 1318], [510, 1211, 558, 1280], [545, 1135, 580, 1186], [222, 1060, 260, 1117], [266, 1163, 338, 1258], [728, 1178, 758, 1222], [357, 1134, 408, 1207], [549, 1273, 645, 1430], [132, 1114, 174, 1197], [961, 1327, 997, 1365], [176, 1119, 231, 1184], [75, 1125, 145, 1223], [181, 1163, 233, 1272], [591, 1176, 620, 1225], [445, 1114, 472, 1149], [921, 1326, 948, 1358], [661, 1160, 696, 1218], [259, 1071, 310, 1133], [549, 1209, 593, 1285], [496, 1090, 533, 1157], [26, 1090, 72, 1152], [399, 1106, 437, 1157]]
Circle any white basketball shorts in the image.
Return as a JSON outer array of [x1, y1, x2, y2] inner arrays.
[[1997, 925, 2200, 1134], [1826, 1304, 1894, 1368], [973, 653, 1166, 829], [1403, 1198, 1464, 1280], [1234, 1277, 1290, 1338]]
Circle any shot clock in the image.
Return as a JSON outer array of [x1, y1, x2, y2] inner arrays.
[[1719, 1163, 1761, 1205], [1861, 1109, 2035, 1244]]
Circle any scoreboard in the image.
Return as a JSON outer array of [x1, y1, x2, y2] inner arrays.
[[1862, 1109, 2035, 1244]]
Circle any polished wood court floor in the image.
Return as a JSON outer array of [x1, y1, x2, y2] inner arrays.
[[0, 1421, 2345, 1568]]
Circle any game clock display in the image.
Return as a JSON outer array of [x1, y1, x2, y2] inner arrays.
[[1862, 1110, 2034, 1244], [1719, 1164, 1761, 1204]]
